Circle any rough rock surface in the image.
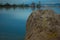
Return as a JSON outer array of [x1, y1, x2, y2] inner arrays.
[[25, 10, 60, 40]]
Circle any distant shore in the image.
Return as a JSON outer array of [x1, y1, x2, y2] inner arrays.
[[0, 3, 60, 8]]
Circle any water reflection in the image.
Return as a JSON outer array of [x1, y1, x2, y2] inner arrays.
[[0, 7, 32, 40]]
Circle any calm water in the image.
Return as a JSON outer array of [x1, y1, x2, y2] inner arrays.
[[0, 7, 60, 40]]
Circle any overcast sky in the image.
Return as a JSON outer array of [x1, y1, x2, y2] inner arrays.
[[0, 0, 60, 4]]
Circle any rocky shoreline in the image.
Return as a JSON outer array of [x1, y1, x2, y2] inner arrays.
[[25, 10, 60, 40]]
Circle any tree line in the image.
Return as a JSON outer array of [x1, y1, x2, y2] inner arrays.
[[0, 1, 41, 8]]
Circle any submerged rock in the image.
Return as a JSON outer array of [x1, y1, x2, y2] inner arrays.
[[25, 10, 60, 40]]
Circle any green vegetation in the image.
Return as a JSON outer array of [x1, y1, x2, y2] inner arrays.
[[0, 1, 60, 8], [0, 1, 41, 8]]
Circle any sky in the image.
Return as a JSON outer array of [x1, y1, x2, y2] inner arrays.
[[0, 0, 60, 4]]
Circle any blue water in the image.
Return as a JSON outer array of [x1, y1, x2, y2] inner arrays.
[[0, 8, 32, 40], [0, 7, 60, 40]]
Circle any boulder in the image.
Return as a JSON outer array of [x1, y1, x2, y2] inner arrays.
[[25, 10, 60, 40]]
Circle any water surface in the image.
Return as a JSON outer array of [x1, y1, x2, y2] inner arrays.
[[0, 7, 60, 40]]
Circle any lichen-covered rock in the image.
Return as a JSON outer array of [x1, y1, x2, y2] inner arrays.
[[25, 10, 60, 40]]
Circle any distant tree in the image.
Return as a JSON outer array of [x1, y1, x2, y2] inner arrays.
[[31, 1, 35, 7], [0, 3, 2, 5], [0, 3, 4, 7], [37, 1, 41, 8], [19, 3, 25, 7], [0, 3, 1, 5], [4, 3, 10, 6], [13, 4, 16, 6], [24, 4, 29, 7]]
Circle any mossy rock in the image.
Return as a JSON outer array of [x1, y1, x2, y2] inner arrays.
[[25, 10, 60, 40]]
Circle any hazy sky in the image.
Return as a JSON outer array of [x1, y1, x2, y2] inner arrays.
[[0, 0, 60, 4]]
